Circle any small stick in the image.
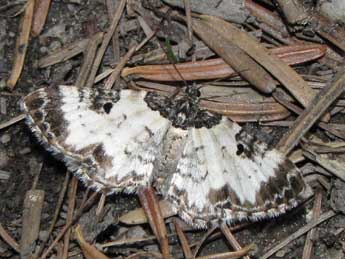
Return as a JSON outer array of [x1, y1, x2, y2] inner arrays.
[[76, 32, 104, 88], [138, 187, 171, 259], [104, 30, 155, 89], [31, 0, 51, 37], [260, 210, 336, 259], [62, 176, 78, 259], [174, 218, 193, 259], [193, 227, 217, 257], [96, 193, 106, 218], [276, 69, 345, 155], [86, 0, 126, 88], [0, 223, 20, 253], [183, 0, 195, 62], [7, 0, 35, 89], [302, 189, 322, 259], [34, 171, 70, 258], [220, 224, 251, 259], [35, 37, 90, 68], [195, 244, 255, 259], [39, 191, 99, 259], [0, 114, 26, 130]]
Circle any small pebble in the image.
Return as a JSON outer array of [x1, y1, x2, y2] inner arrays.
[[39, 46, 48, 53], [19, 147, 31, 155], [39, 230, 49, 241], [0, 134, 11, 144]]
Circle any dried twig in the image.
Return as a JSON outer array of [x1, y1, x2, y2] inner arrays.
[[192, 17, 277, 94], [302, 189, 322, 259], [260, 210, 336, 259], [0, 114, 26, 130], [196, 244, 255, 259], [174, 218, 193, 259], [277, 69, 345, 155], [138, 187, 171, 259], [7, 0, 35, 89], [34, 171, 70, 258], [76, 32, 104, 88], [0, 223, 20, 253], [31, 0, 51, 37], [86, 0, 126, 88], [62, 176, 78, 259], [220, 224, 251, 259], [40, 191, 99, 259]]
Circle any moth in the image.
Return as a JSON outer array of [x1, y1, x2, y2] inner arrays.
[[22, 85, 311, 228]]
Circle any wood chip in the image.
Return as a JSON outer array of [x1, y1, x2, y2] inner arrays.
[[20, 190, 45, 258]]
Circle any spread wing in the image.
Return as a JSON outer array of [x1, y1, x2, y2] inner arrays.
[[22, 85, 171, 193], [165, 117, 311, 228]]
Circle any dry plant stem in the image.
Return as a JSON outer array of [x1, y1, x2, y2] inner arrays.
[[31, 0, 51, 37], [86, 0, 126, 88], [75, 225, 109, 259], [276, 69, 345, 155], [34, 171, 70, 258], [192, 18, 276, 94], [96, 193, 107, 218], [183, 0, 195, 62], [174, 219, 193, 259], [20, 190, 45, 258], [119, 200, 176, 225], [313, 14, 345, 53], [39, 191, 99, 259], [260, 210, 336, 259], [76, 32, 104, 88], [122, 44, 326, 81], [125, 251, 163, 259], [104, 45, 137, 89], [106, 0, 121, 61], [220, 224, 251, 259], [138, 187, 171, 259], [196, 244, 255, 259], [193, 227, 217, 257], [273, 90, 345, 140], [36, 37, 90, 68], [201, 15, 315, 107], [0, 223, 20, 253], [62, 176, 78, 259], [245, 0, 288, 34], [7, 0, 35, 89], [302, 190, 322, 259], [274, 0, 309, 24], [0, 113, 26, 130], [104, 31, 155, 89], [106, 0, 121, 88], [100, 233, 177, 248]]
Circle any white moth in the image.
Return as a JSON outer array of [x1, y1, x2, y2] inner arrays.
[[22, 85, 311, 228]]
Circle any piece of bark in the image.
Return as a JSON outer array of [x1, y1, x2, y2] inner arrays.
[[20, 190, 45, 258]]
